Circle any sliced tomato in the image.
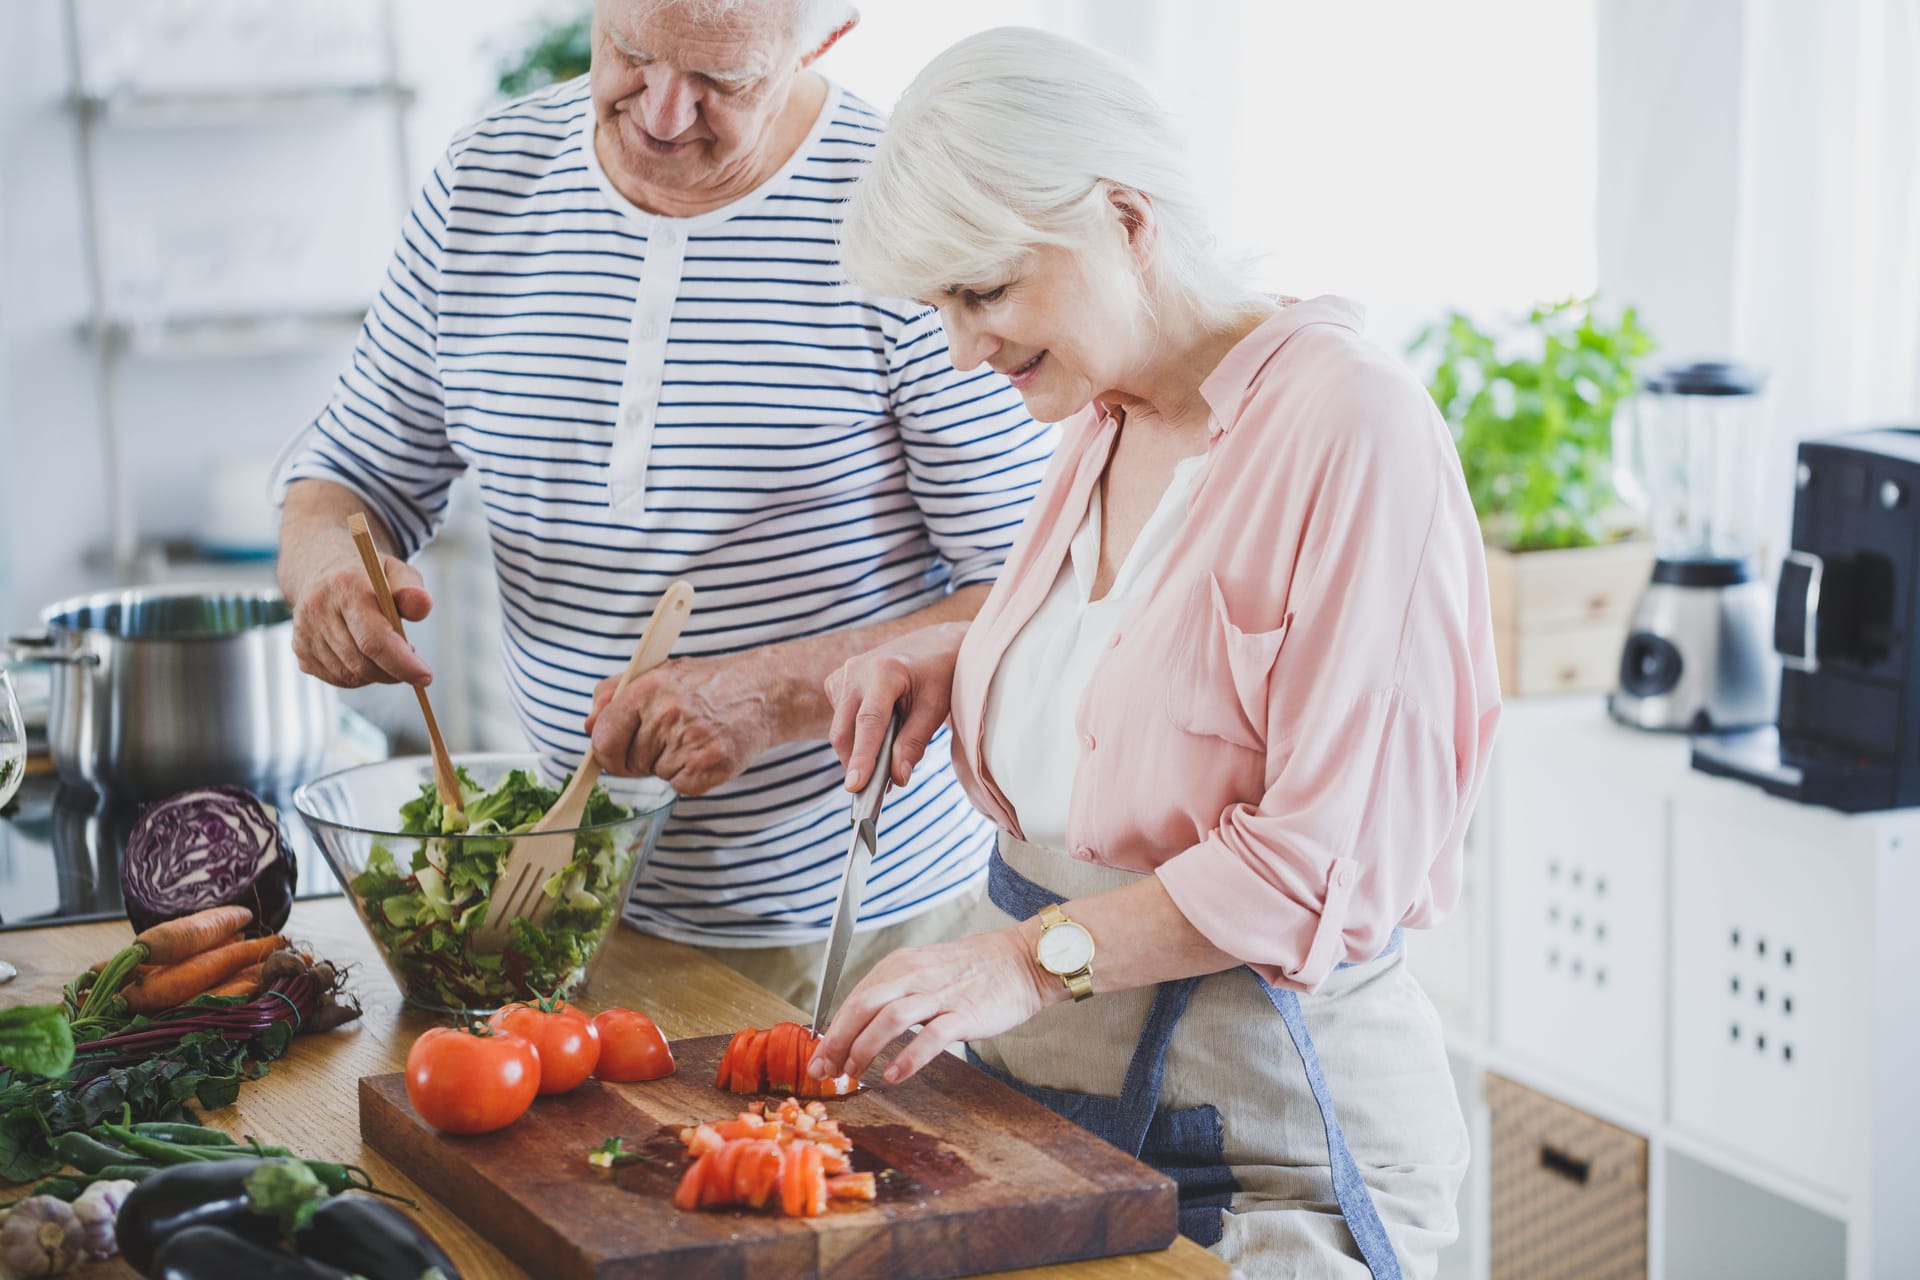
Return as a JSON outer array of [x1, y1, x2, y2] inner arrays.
[[673, 1155, 709, 1213], [792, 1026, 816, 1094], [764, 1022, 792, 1093], [780, 1137, 810, 1217], [720, 1028, 754, 1091], [802, 1144, 827, 1217], [816, 1072, 859, 1099], [709, 1140, 746, 1207], [743, 1139, 783, 1209], [747, 1029, 770, 1091]]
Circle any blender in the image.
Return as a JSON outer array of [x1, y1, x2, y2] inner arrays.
[[1608, 360, 1780, 732]]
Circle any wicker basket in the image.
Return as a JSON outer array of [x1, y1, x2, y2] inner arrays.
[[1488, 1072, 1649, 1279]]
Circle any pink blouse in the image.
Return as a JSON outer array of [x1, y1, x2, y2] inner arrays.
[[947, 296, 1502, 992]]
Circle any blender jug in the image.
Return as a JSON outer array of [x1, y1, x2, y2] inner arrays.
[[1609, 361, 1780, 732], [1613, 361, 1767, 564]]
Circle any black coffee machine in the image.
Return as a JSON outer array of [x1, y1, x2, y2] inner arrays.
[[1692, 427, 1918, 811]]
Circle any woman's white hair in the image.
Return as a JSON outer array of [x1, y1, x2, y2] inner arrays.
[[842, 26, 1262, 325]]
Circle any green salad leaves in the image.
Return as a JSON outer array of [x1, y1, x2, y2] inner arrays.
[[349, 767, 639, 1010]]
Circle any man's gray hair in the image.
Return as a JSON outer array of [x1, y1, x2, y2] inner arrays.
[[626, 0, 854, 50]]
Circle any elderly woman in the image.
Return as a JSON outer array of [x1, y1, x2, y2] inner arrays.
[[806, 26, 1500, 1279]]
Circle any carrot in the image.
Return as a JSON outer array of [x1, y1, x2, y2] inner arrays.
[[87, 960, 166, 977], [200, 961, 266, 1000], [134, 906, 256, 965], [121, 934, 286, 1014]]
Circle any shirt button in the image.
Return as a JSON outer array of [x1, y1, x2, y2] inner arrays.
[[638, 321, 663, 342], [622, 404, 646, 426], [1081, 733, 1096, 751], [656, 225, 679, 247], [1074, 845, 1095, 861], [1334, 866, 1353, 888], [1107, 632, 1122, 649]]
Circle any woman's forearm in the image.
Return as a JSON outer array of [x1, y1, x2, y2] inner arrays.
[[1010, 876, 1242, 1008]]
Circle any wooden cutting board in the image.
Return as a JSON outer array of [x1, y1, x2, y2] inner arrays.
[[360, 1034, 1177, 1280]]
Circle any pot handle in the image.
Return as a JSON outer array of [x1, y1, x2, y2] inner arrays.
[[3, 632, 100, 667]]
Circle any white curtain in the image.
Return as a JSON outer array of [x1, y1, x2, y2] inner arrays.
[[1600, 0, 1920, 555], [1732, 0, 1920, 545]]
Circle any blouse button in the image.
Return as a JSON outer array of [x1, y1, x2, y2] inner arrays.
[[1107, 632, 1122, 649], [1081, 733, 1096, 751], [1075, 845, 1095, 861], [1334, 866, 1353, 888]]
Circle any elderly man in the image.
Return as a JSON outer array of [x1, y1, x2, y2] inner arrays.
[[272, 0, 1053, 1007]]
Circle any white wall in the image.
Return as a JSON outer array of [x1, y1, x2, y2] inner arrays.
[[0, 0, 557, 638]]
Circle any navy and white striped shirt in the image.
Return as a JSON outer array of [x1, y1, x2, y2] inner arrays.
[[276, 78, 1055, 945]]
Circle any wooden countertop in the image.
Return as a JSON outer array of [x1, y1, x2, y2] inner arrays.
[[0, 899, 1227, 1279]]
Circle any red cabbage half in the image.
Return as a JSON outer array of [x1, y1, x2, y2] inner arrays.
[[120, 785, 297, 936]]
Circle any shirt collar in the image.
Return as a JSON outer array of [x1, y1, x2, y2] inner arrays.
[[1197, 294, 1366, 437]]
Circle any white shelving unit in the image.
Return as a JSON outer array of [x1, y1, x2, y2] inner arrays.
[[59, 0, 414, 578], [1414, 696, 1920, 1280]]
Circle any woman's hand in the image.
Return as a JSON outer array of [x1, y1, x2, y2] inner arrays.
[[808, 926, 1057, 1085], [826, 621, 968, 792]]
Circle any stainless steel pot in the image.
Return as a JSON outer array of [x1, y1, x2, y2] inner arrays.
[[4, 585, 336, 801]]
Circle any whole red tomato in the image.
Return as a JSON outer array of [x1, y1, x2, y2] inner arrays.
[[490, 1000, 601, 1095], [592, 1007, 675, 1082], [405, 1026, 540, 1134]]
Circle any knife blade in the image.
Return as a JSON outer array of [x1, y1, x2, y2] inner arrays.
[[811, 712, 899, 1031]]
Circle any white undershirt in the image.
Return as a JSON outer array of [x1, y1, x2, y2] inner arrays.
[[982, 453, 1208, 849]]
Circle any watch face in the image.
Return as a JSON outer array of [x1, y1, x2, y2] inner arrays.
[[1038, 921, 1094, 974]]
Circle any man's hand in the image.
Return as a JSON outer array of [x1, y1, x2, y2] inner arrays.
[[278, 482, 434, 688], [584, 652, 781, 796]]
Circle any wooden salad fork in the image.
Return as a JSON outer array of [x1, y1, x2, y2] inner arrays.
[[474, 580, 696, 952]]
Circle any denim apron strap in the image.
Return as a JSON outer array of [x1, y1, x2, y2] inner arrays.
[[987, 845, 1406, 1280], [986, 849, 1198, 1156]]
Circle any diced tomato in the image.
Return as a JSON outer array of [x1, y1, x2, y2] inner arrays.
[[827, 1172, 876, 1202]]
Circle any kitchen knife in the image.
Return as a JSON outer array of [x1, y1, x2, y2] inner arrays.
[[811, 711, 898, 1031]]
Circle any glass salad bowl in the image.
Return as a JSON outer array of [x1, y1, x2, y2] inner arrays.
[[293, 753, 675, 1015]]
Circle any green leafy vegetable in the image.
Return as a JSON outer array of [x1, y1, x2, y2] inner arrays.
[[587, 1135, 631, 1169], [1408, 296, 1656, 551], [0, 1005, 75, 1078], [350, 767, 639, 1010]]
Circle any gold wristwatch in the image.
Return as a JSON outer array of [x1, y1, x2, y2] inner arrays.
[[1035, 904, 1096, 1001]]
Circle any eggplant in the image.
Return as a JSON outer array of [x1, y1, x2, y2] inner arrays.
[[293, 1194, 462, 1280], [113, 1157, 282, 1275], [150, 1225, 354, 1280]]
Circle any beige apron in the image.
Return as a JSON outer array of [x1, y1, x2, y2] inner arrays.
[[964, 834, 1469, 1280]]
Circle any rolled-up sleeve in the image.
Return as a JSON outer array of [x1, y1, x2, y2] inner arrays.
[[885, 307, 1057, 589], [271, 150, 466, 558], [1153, 371, 1496, 991]]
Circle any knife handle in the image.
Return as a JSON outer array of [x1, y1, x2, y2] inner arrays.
[[853, 712, 899, 824]]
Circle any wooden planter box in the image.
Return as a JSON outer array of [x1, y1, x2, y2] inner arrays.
[[1485, 540, 1653, 697]]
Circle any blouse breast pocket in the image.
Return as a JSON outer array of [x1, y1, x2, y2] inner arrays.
[[1165, 573, 1292, 752]]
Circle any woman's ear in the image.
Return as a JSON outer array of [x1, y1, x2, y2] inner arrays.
[[1106, 185, 1157, 263]]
